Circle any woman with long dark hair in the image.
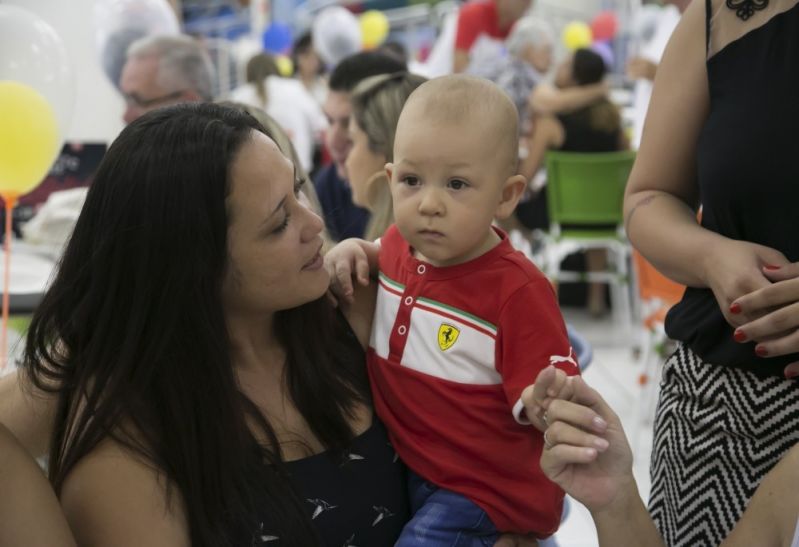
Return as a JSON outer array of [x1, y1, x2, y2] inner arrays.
[[15, 102, 405, 546]]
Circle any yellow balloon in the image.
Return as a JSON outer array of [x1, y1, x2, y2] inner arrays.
[[275, 55, 294, 77], [0, 81, 59, 198], [360, 10, 390, 49], [562, 21, 593, 51]]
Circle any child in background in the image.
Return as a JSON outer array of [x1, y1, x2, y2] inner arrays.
[[326, 74, 579, 544]]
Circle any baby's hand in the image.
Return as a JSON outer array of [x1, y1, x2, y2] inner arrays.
[[521, 366, 575, 432], [324, 238, 375, 305]]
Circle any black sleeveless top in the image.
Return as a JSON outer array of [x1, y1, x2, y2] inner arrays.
[[248, 315, 409, 545], [665, 0, 799, 376], [557, 99, 621, 153]]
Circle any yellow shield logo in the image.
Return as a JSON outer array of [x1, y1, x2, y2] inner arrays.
[[437, 323, 460, 351]]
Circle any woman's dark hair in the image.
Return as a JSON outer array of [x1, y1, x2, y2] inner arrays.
[[291, 31, 325, 77], [22, 102, 370, 546], [572, 48, 606, 86]]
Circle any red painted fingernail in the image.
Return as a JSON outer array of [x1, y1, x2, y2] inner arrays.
[[755, 345, 769, 357], [764, 264, 781, 270], [786, 370, 798, 379], [733, 329, 747, 343], [729, 302, 742, 314]]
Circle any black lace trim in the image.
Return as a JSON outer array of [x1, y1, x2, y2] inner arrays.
[[726, 0, 769, 20]]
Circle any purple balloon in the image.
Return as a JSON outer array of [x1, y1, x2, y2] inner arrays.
[[591, 41, 614, 70]]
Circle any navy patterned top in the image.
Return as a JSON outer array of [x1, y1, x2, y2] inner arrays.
[[248, 418, 409, 546], [248, 312, 409, 545]]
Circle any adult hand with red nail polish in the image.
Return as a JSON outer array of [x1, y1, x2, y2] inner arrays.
[[701, 239, 789, 329], [733, 261, 799, 358]]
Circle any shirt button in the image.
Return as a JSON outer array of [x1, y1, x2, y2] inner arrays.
[[417, 265, 426, 275], [398, 325, 407, 335], [404, 296, 414, 306]]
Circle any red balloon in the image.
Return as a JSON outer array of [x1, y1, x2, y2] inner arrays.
[[590, 11, 618, 42]]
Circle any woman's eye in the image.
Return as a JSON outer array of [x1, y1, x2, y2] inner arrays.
[[273, 213, 291, 234]]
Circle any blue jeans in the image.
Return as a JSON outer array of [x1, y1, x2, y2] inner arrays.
[[395, 472, 499, 546]]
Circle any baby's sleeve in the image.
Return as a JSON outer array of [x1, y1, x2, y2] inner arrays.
[[495, 278, 580, 424]]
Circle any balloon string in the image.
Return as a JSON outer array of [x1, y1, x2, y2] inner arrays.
[[1, 194, 16, 371]]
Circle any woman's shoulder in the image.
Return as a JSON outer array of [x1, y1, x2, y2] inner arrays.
[[60, 438, 190, 547]]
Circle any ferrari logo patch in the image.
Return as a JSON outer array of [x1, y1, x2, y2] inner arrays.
[[437, 323, 460, 351]]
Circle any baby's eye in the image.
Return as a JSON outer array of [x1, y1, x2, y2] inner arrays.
[[448, 179, 468, 190], [401, 175, 420, 187]]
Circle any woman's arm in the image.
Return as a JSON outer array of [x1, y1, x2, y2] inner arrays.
[[623, 0, 712, 285], [623, 0, 788, 327], [0, 370, 57, 458], [519, 115, 564, 181], [0, 423, 75, 547], [529, 82, 608, 115], [60, 440, 190, 547], [722, 443, 799, 547]]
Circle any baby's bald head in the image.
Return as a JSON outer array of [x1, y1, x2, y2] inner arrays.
[[397, 75, 520, 179]]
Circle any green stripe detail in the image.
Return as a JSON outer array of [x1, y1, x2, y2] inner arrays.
[[417, 297, 497, 334], [378, 272, 405, 291]]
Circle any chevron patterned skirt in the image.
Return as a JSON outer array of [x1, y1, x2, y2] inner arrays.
[[648, 344, 799, 547]]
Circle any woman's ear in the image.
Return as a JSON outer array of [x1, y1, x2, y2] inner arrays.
[[495, 175, 527, 220]]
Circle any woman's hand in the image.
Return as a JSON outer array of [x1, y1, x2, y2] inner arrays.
[[730, 262, 799, 371], [702, 239, 789, 329], [520, 365, 575, 432], [536, 377, 635, 513]]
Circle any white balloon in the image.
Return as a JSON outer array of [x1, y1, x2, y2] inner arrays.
[[312, 6, 362, 68], [94, 0, 180, 89], [0, 5, 75, 139]]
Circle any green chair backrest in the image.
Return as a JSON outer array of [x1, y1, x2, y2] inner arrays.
[[545, 150, 636, 229]]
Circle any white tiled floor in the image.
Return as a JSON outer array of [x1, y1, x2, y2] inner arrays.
[[552, 307, 660, 547]]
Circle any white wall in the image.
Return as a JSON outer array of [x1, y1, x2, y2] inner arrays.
[[1, 0, 125, 144]]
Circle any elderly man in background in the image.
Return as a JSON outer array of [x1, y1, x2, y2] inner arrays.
[[119, 34, 215, 124]]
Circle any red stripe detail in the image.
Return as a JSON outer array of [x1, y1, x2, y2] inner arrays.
[[378, 278, 404, 297], [414, 302, 496, 339]]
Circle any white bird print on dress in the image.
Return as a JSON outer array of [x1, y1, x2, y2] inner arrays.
[[253, 522, 279, 544], [342, 533, 360, 547], [307, 498, 338, 519], [372, 506, 395, 526], [549, 348, 577, 368]]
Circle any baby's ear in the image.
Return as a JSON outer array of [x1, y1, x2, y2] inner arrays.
[[384, 163, 394, 183], [495, 175, 527, 220]]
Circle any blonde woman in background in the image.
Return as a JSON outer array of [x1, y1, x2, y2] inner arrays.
[[345, 72, 427, 242]]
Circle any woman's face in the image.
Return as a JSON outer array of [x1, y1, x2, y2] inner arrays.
[[345, 118, 388, 209], [222, 131, 327, 316], [297, 48, 321, 79]]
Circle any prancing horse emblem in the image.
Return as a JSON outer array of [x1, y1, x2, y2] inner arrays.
[[437, 323, 460, 351]]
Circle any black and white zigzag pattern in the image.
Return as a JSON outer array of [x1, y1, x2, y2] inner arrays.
[[648, 344, 799, 547]]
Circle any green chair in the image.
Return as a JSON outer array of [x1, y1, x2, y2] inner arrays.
[[543, 150, 636, 328]]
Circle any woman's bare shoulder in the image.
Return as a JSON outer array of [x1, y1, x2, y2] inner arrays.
[[60, 438, 191, 547]]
